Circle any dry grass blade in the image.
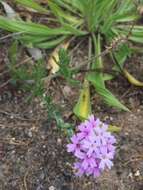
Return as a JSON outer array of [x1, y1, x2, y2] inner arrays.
[[123, 69, 143, 87], [47, 40, 70, 74], [73, 79, 91, 120]]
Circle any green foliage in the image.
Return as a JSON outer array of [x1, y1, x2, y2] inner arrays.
[[58, 48, 79, 86], [1, 0, 143, 112], [14, 0, 49, 13], [43, 95, 74, 136], [8, 40, 29, 84], [8, 41, 46, 97], [30, 60, 46, 97], [43, 95, 60, 123], [87, 34, 129, 111], [8, 40, 18, 65]]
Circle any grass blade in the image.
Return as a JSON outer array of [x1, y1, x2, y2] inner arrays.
[[87, 33, 129, 111], [0, 16, 75, 35]]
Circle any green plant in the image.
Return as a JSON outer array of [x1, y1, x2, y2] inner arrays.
[[8, 40, 46, 97], [43, 95, 74, 136], [58, 48, 80, 86], [1, 0, 143, 116]]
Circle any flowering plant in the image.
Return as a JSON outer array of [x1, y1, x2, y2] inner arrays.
[[67, 115, 116, 177]]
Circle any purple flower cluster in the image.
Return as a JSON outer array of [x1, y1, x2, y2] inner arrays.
[[67, 115, 116, 177]]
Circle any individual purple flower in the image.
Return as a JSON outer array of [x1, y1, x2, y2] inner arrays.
[[80, 153, 97, 170], [98, 146, 114, 170], [88, 115, 102, 128], [77, 122, 93, 139], [83, 134, 99, 156], [87, 165, 101, 177], [74, 162, 85, 177], [67, 134, 83, 158], [67, 115, 116, 178]]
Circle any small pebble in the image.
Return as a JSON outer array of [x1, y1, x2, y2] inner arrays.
[[104, 116, 109, 120], [57, 138, 62, 145], [11, 150, 15, 154], [52, 152, 56, 158], [10, 115, 14, 119], [28, 131, 33, 138], [41, 135, 45, 140], [128, 172, 133, 179], [49, 186, 55, 190], [40, 102, 44, 108], [40, 172, 45, 180], [110, 117, 113, 121], [134, 170, 140, 177], [63, 86, 71, 96]]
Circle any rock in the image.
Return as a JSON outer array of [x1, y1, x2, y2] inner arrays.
[[49, 186, 55, 190], [63, 86, 72, 96], [28, 130, 33, 138], [134, 170, 140, 177]]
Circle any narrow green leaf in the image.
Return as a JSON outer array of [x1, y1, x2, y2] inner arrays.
[[48, 1, 81, 25], [88, 34, 129, 111], [35, 36, 66, 49], [0, 16, 74, 35], [14, 0, 48, 13], [91, 83, 129, 111]]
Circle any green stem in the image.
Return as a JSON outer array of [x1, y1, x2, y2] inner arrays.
[[88, 37, 92, 70]]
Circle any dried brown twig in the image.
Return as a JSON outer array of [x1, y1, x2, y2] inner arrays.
[[0, 109, 38, 121], [24, 168, 30, 190], [0, 32, 24, 41], [0, 137, 30, 146]]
